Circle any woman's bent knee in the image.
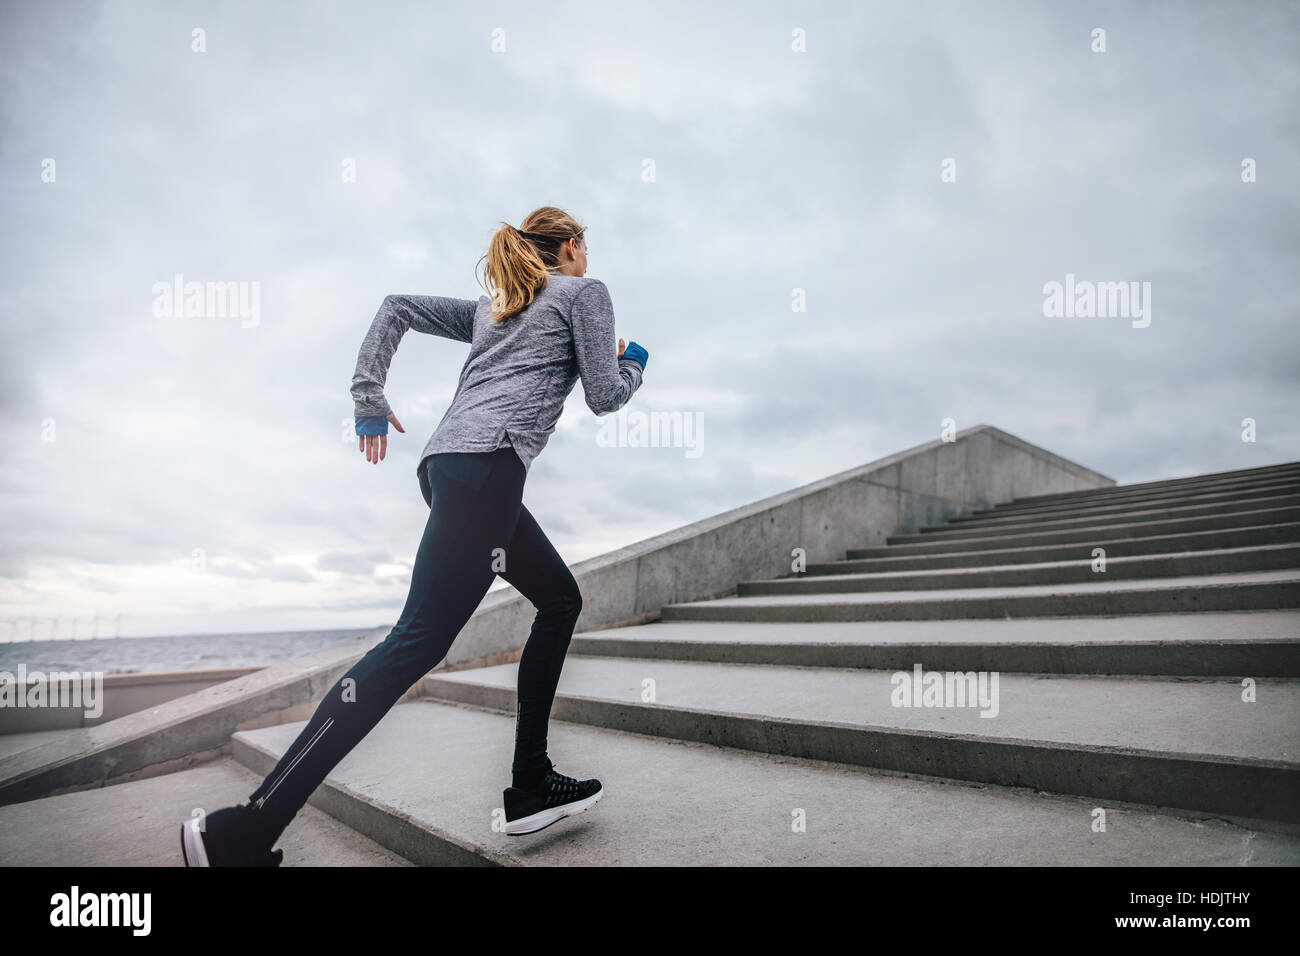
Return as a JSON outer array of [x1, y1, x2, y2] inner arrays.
[[533, 587, 582, 624]]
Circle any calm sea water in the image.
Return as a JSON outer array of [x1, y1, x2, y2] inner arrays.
[[0, 627, 381, 675]]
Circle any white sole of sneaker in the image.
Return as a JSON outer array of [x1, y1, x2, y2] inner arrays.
[[180, 818, 210, 866], [505, 787, 603, 835]]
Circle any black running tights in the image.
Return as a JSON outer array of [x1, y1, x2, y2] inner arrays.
[[243, 446, 581, 845]]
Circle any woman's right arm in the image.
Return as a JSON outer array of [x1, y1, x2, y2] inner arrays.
[[350, 294, 478, 425]]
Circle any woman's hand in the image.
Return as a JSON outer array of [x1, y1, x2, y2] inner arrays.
[[618, 339, 648, 370], [359, 412, 405, 463]]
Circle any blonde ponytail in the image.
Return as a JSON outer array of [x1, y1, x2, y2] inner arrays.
[[478, 206, 587, 322]]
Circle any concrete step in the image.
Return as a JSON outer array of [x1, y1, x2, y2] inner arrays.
[[938, 487, 1300, 533], [993, 461, 1300, 508], [417, 657, 1300, 823], [822, 522, 1300, 573], [0, 756, 410, 866], [660, 570, 1300, 621], [977, 473, 1300, 520], [743, 544, 1300, 594], [851, 506, 1300, 557], [569, 612, 1300, 677], [231, 699, 1300, 865], [957, 476, 1300, 525], [889, 504, 1300, 546]]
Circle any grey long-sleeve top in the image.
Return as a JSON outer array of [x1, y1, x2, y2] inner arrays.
[[350, 268, 644, 506]]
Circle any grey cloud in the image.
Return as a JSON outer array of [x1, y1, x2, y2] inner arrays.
[[1, 0, 1296, 636], [314, 550, 394, 575]]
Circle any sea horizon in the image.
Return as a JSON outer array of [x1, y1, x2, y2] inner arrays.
[[0, 626, 383, 676]]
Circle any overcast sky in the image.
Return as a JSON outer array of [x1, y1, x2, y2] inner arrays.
[[1, 0, 1296, 640]]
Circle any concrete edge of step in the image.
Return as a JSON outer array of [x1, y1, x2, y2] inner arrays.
[[230, 732, 521, 868], [564, 634, 1300, 678], [417, 678, 1300, 824], [884, 507, 1300, 547], [737, 544, 1300, 593], [420, 678, 1298, 767]]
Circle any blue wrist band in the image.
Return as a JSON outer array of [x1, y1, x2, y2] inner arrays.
[[355, 415, 389, 436], [621, 341, 648, 370]]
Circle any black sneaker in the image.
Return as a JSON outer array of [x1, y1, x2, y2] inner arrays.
[[503, 759, 603, 835], [181, 803, 284, 867]]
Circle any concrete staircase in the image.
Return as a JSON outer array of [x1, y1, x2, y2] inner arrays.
[[233, 460, 1300, 865]]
